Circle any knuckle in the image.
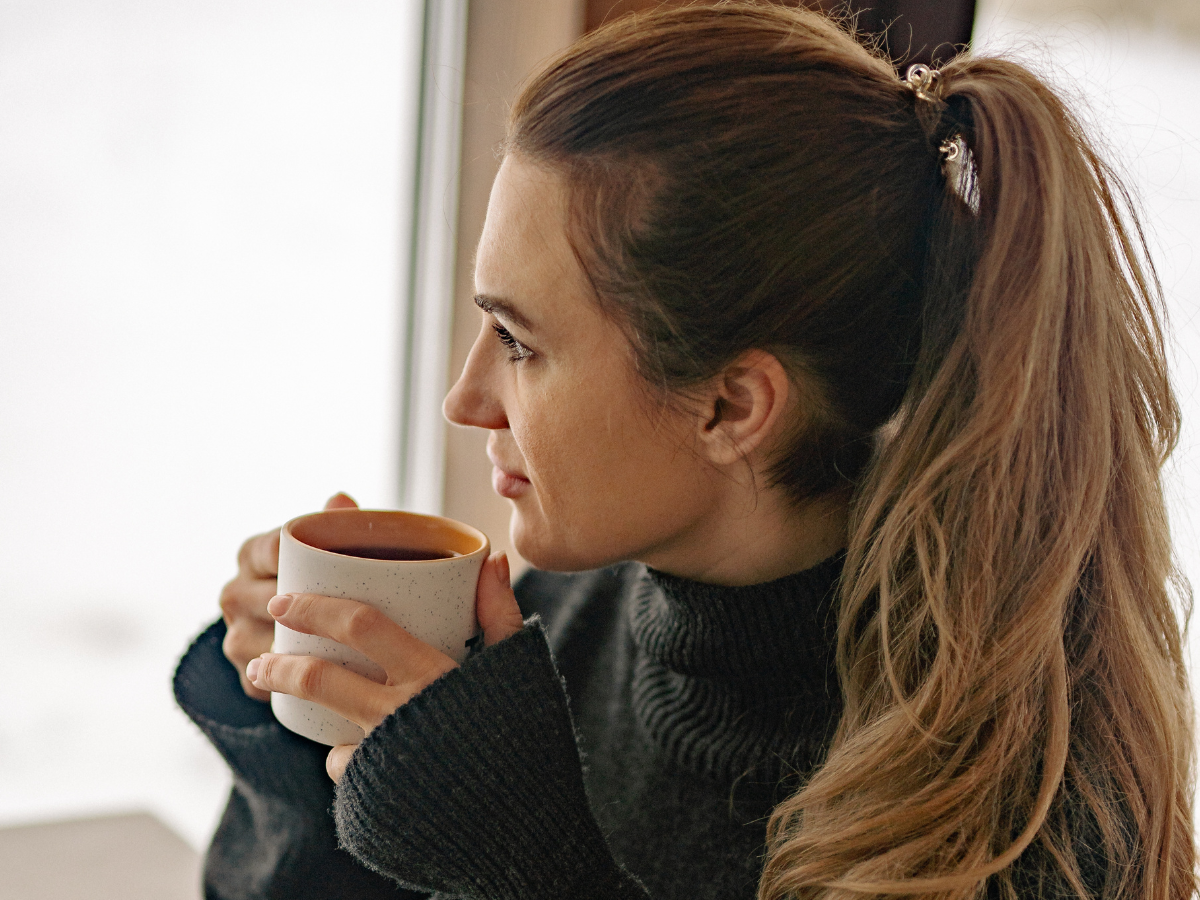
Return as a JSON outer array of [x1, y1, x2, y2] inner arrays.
[[345, 604, 383, 643], [256, 654, 279, 690], [222, 625, 269, 667], [218, 580, 242, 617], [221, 573, 279, 621], [237, 530, 280, 578], [282, 592, 314, 626], [295, 658, 326, 698], [290, 591, 318, 616], [236, 536, 256, 570], [221, 629, 244, 667]]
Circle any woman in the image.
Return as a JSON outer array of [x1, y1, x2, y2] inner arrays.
[[175, 4, 1196, 899]]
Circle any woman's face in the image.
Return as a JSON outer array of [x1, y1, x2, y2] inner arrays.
[[443, 156, 725, 572]]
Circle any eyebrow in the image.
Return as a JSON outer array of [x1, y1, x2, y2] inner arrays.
[[474, 294, 534, 332]]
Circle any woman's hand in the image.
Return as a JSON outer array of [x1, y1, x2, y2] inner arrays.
[[246, 550, 524, 781], [220, 492, 359, 700]]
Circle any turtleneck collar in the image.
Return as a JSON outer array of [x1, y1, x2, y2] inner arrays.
[[627, 551, 845, 786]]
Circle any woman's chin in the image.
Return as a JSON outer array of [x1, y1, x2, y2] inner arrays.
[[509, 515, 615, 573], [509, 521, 566, 571]]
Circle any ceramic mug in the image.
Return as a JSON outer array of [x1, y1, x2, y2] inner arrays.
[[272, 508, 489, 745]]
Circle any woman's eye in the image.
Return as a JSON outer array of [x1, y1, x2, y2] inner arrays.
[[491, 322, 532, 362]]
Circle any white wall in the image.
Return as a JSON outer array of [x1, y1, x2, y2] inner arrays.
[[0, 0, 421, 847], [995, 0, 1200, 39]]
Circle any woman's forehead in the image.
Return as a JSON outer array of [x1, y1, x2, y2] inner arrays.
[[475, 157, 592, 326]]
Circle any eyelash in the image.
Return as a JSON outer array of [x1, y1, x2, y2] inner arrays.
[[491, 322, 532, 362]]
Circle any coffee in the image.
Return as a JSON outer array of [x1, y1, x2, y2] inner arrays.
[[327, 545, 459, 562]]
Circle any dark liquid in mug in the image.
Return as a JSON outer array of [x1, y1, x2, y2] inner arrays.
[[326, 545, 459, 561]]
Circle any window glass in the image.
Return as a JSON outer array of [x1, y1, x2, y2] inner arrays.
[[0, 0, 422, 846]]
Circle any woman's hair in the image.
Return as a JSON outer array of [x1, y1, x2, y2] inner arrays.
[[506, 4, 1195, 899]]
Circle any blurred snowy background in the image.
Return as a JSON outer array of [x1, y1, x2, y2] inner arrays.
[[0, 0, 421, 848], [0, 0, 1197, 852]]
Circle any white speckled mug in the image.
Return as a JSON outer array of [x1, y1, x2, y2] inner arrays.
[[273, 508, 489, 746]]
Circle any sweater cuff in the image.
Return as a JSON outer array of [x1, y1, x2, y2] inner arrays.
[[334, 620, 649, 900], [174, 619, 333, 801]]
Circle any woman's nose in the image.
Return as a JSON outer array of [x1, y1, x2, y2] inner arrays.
[[443, 329, 508, 430]]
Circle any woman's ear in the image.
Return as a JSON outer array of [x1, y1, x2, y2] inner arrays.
[[695, 350, 791, 467]]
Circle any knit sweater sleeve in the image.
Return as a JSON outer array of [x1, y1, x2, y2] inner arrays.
[[174, 619, 422, 900], [333, 618, 650, 900]]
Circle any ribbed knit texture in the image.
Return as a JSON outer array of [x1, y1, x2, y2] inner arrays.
[[175, 559, 849, 899], [174, 622, 419, 900], [493, 561, 848, 898], [334, 622, 649, 900], [178, 556, 1113, 900], [631, 557, 843, 785]]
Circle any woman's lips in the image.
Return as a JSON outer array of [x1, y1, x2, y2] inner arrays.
[[491, 465, 531, 499], [486, 443, 530, 499]]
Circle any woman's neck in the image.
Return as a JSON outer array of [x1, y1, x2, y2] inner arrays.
[[636, 484, 851, 587]]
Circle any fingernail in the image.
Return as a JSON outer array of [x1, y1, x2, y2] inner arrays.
[[246, 658, 261, 683], [496, 552, 510, 585], [267, 593, 292, 616]]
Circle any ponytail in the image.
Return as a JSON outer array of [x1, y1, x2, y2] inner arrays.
[[762, 56, 1194, 900], [506, 6, 1195, 898]]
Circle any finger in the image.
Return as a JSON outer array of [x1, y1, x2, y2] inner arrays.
[[477, 552, 524, 646], [220, 576, 278, 702], [237, 529, 281, 580], [268, 593, 456, 683], [327, 744, 356, 783], [222, 618, 275, 671], [247, 653, 396, 732], [226, 622, 272, 702], [219, 576, 278, 626], [324, 492, 358, 510]]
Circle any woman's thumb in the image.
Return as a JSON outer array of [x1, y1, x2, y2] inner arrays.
[[324, 492, 358, 510], [477, 552, 524, 646]]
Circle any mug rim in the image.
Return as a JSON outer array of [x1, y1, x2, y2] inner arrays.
[[282, 508, 489, 561]]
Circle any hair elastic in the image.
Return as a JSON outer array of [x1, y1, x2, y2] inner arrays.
[[904, 63, 961, 162]]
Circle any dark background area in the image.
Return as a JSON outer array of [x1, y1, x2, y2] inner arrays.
[[586, 0, 977, 66]]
